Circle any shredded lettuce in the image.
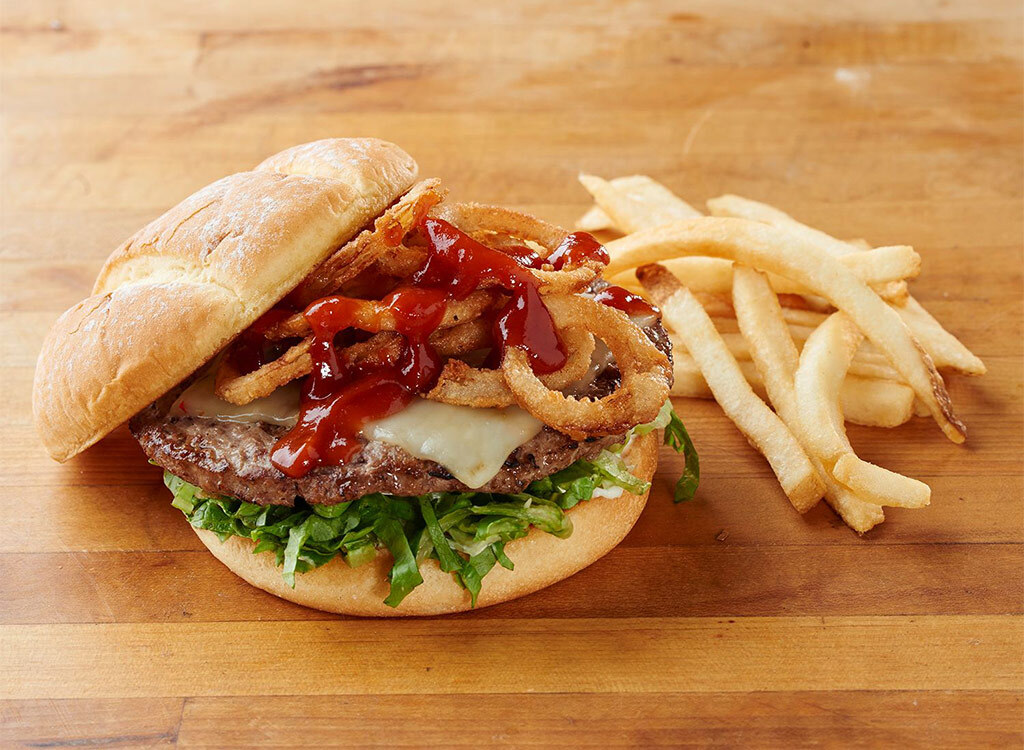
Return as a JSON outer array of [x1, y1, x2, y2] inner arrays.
[[373, 515, 424, 607], [662, 407, 700, 502], [609, 399, 699, 503], [634, 398, 675, 438], [166, 404, 698, 607]]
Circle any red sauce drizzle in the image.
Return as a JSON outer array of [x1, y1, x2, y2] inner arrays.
[[270, 288, 446, 477], [592, 284, 659, 319], [270, 218, 608, 478], [547, 232, 609, 269], [497, 245, 546, 269], [413, 218, 568, 374]]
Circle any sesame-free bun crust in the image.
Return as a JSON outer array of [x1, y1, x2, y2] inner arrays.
[[33, 139, 418, 462], [194, 431, 659, 617]]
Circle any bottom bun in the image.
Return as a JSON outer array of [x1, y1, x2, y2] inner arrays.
[[193, 431, 659, 616]]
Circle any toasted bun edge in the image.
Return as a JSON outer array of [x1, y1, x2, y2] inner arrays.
[[33, 138, 418, 461], [193, 431, 660, 616]]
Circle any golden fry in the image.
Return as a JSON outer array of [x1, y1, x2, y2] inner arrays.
[[578, 173, 702, 233], [604, 218, 965, 443], [639, 264, 824, 511]]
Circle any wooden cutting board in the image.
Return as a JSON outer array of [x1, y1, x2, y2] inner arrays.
[[2, 1, 1021, 746]]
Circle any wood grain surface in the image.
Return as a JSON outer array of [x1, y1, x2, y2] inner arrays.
[[1, 1, 1022, 746]]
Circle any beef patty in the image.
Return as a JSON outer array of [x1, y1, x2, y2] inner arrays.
[[131, 301, 673, 506]]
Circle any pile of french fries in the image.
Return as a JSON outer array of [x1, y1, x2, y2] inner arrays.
[[577, 175, 984, 532]]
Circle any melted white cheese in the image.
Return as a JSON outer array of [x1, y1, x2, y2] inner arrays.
[[169, 375, 301, 427], [364, 399, 542, 488], [567, 339, 614, 396], [171, 377, 543, 489]]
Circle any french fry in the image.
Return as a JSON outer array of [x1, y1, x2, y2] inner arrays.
[[837, 376, 915, 428], [893, 296, 986, 376], [792, 312, 876, 466], [639, 263, 825, 511], [872, 281, 909, 304], [610, 247, 917, 302], [578, 173, 702, 233], [672, 328, 903, 382], [793, 312, 931, 512], [832, 455, 930, 509], [576, 173, 696, 233], [707, 193, 983, 376], [781, 324, 894, 367], [575, 175, 978, 533], [730, 267, 889, 530], [576, 204, 614, 233], [577, 175, 688, 233], [671, 351, 915, 429], [837, 246, 920, 284], [697, 292, 829, 325], [707, 194, 859, 258], [712, 310, 956, 385], [604, 218, 966, 443], [586, 177, 913, 302], [671, 352, 766, 400]]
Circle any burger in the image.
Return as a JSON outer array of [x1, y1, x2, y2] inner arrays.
[[33, 138, 697, 615]]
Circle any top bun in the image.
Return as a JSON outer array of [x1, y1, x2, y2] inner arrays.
[[33, 138, 418, 462]]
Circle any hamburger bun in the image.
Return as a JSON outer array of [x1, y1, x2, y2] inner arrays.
[[33, 138, 418, 462], [34, 137, 671, 617], [193, 430, 659, 616]]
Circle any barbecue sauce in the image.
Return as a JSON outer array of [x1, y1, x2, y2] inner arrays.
[[547, 232, 609, 269], [591, 284, 659, 319], [271, 218, 606, 478], [496, 245, 546, 269], [269, 288, 446, 477]]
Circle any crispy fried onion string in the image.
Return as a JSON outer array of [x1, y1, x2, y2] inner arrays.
[[212, 190, 658, 441], [502, 295, 671, 439], [532, 266, 600, 295], [214, 338, 314, 406], [433, 202, 569, 251], [216, 293, 669, 439], [289, 179, 445, 306], [264, 289, 499, 340], [432, 202, 603, 294], [428, 316, 490, 356], [425, 296, 671, 439], [215, 316, 496, 406], [373, 244, 427, 280], [425, 325, 597, 409]]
